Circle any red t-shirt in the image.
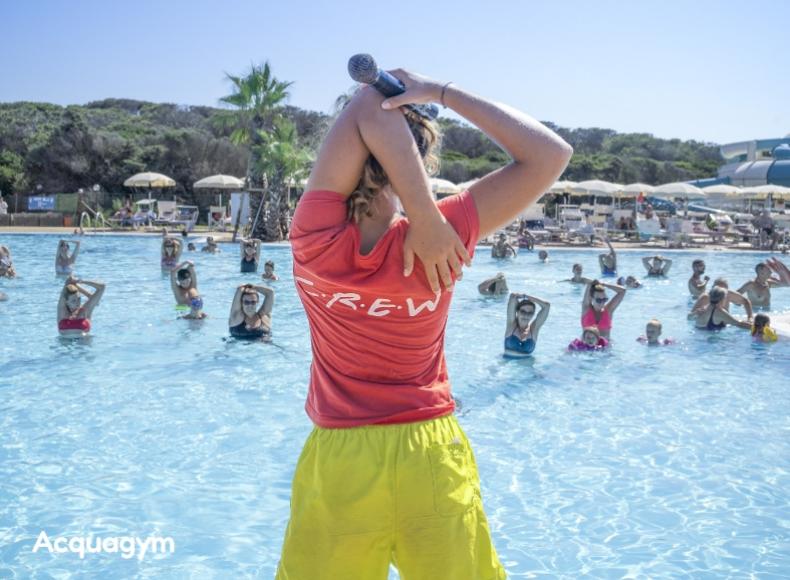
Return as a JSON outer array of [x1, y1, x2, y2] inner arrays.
[[290, 190, 479, 428]]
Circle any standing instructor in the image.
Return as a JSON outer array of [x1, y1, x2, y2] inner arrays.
[[279, 66, 572, 579]]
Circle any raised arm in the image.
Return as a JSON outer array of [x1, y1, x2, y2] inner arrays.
[[78, 279, 105, 317], [478, 276, 498, 295], [505, 293, 519, 336], [661, 258, 673, 275], [582, 281, 594, 314], [642, 257, 652, 272], [526, 295, 550, 339], [253, 239, 262, 262], [184, 260, 197, 289], [57, 285, 68, 320], [306, 85, 469, 293], [70, 240, 81, 263], [728, 290, 753, 320], [601, 281, 626, 314], [387, 79, 574, 239], [229, 285, 245, 326], [768, 257, 790, 286], [252, 285, 275, 318]]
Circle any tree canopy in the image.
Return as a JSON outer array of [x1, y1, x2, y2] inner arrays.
[[0, 99, 723, 199]]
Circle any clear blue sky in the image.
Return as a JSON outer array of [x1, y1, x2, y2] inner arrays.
[[2, 0, 788, 145]]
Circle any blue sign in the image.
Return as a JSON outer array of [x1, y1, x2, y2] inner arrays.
[[28, 196, 56, 211]]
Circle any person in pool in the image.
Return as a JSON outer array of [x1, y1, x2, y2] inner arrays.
[[55, 239, 80, 275], [0, 245, 16, 278], [57, 276, 105, 337], [240, 238, 262, 273], [598, 235, 617, 276], [491, 232, 516, 258], [478, 272, 508, 296], [504, 293, 549, 357], [581, 279, 625, 339], [737, 259, 790, 309], [617, 275, 642, 289], [637, 319, 673, 346], [688, 259, 709, 298], [564, 263, 590, 284], [568, 325, 609, 351], [170, 261, 199, 306], [228, 283, 274, 340], [751, 313, 778, 342], [538, 249, 548, 263], [201, 236, 220, 253], [161, 237, 182, 270], [690, 278, 753, 320], [689, 285, 751, 331], [642, 255, 672, 276], [279, 67, 571, 578], [187, 242, 196, 251], [260, 260, 279, 281]]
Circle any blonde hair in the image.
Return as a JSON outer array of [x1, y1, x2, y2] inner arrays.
[[582, 325, 600, 338], [346, 107, 441, 223], [647, 319, 662, 331], [65, 284, 79, 295]]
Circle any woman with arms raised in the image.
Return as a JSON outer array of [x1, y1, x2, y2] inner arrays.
[[57, 276, 105, 337], [279, 68, 571, 579]]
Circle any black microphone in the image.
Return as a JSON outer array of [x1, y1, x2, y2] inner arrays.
[[348, 54, 439, 120]]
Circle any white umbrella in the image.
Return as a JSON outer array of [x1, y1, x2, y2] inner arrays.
[[571, 180, 621, 197], [702, 184, 743, 198], [652, 182, 706, 200], [123, 172, 176, 188], [740, 184, 790, 201], [548, 180, 577, 194], [620, 183, 655, 195], [193, 175, 245, 189], [430, 178, 461, 195]]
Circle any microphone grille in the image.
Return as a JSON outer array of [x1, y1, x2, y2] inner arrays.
[[348, 54, 378, 84]]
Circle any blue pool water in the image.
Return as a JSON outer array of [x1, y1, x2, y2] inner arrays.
[[1, 233, 789, 578]]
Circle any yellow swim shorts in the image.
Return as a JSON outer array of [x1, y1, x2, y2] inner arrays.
[[276, 414, 506, 579]]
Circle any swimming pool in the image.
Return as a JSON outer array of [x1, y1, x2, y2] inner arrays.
[[1, 234, 789, 578]]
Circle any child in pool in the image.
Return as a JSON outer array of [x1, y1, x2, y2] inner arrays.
[[568, 326, 609, 351], [751, 313, 778, 342], [637, 319, 674, 346]]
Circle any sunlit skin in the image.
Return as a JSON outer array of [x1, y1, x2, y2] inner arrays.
[[688, 260, 709, 297]]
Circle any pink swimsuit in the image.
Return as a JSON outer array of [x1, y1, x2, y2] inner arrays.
[[581, 308, 612, 331]]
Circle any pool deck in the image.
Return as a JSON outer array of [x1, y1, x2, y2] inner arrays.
[[0, 226, 785, 253]]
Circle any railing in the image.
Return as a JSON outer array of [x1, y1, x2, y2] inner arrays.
[[79, 211, 109, 232]]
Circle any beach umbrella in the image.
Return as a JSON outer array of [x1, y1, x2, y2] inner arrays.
[[193, 175, 245, 189], [430, 178, 461, 195], [702, 184, 742, 196], [740, 184, 790, 200], [548, 180, 578, 194], [652, 182, 706, 200], [619, 183, 655, 196], [123, 172, 176, 188], [571, 180, 621, 197]]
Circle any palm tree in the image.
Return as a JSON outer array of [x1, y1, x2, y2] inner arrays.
[[214, 62, 293, 238], [251, 118, 312, 240]]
